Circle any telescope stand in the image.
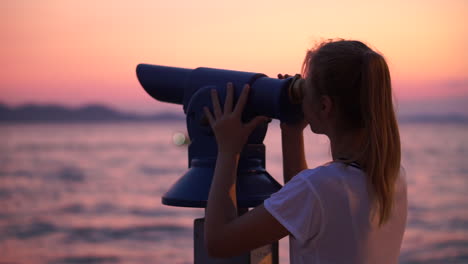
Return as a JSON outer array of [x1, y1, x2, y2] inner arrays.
[[194, 217, 279, 264]]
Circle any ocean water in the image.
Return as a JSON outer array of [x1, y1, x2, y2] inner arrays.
[[0, 122, 467, 264]]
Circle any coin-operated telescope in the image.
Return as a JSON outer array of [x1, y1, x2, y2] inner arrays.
[[136, 64, 305, 264]]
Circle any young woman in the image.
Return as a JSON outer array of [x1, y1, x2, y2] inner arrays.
[[203, 39, 407, 264]]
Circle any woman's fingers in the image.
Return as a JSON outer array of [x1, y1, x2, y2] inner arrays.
[[209, 82, 251, 120], [233, 84, 250, 116], [277, 73, 291, 79], [203, 107, 215, 127], [246, 116, 269, 133], [224, 82, 234, 114], [210, 89, 223, 119]]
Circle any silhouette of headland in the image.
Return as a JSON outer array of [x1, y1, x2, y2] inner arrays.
[[0, 103, 184, 123], [0, 102, 466, 124]]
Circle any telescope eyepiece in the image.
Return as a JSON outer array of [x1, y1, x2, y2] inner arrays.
[[288, 74, 305, 104]]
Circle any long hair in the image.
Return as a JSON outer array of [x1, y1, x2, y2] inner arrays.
[[302, 39, 401, 226]]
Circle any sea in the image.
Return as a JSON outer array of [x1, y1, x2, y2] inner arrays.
[[0, 121, 467, 264]]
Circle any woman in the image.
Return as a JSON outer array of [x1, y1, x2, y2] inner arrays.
[[203, 39, 407, 264]]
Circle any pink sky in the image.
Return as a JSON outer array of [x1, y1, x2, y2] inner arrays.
[[1, 0, 467, 115]]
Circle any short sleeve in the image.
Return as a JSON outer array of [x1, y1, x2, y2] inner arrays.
[[264, 173, 323, 243]]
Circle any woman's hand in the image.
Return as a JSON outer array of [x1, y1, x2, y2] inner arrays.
[[204, 82, 269, 155], [277, 73, 291, 79], [277, 73, 308, 182], [204, 83, 290, 257], [277, 73, 309, 133]]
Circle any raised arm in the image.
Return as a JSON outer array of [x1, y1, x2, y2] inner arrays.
[[277, 73, 308, 183], [281, 122, 308, 183], [203, 83, 289, 258]]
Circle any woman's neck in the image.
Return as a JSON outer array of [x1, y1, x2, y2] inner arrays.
[[328, 128, 365, 162]]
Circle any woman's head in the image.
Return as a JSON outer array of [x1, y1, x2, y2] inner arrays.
[[301, 39, 401, 226], [302, 40, 383, 132]]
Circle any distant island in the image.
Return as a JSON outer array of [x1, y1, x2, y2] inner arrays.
[[0, 103, 185, 123], [398, 114, 468, 124], [0, 102, 466, 124]]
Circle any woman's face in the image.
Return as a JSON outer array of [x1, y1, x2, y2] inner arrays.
[[302, 77, 327, 135]]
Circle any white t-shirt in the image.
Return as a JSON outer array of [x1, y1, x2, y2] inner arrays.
[[264, 162, 407, 264]]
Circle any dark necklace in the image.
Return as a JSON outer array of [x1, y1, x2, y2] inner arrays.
[[336, 158, 362, 170]]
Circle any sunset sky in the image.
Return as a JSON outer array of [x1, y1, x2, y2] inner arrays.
[[1, 0, 467, 115]]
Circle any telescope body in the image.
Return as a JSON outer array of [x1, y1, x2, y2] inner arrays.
[[136, 64, 303, 208], [137, 64, 303, 121]]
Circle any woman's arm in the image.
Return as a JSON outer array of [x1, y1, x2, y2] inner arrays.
[[205, 151, 289, 258], [277, 74, 308, 183], [203, 83, 289, 258], [281, 124, 308, 183]]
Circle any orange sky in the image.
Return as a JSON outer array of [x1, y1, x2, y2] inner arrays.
[[1, 0, 467, 115]]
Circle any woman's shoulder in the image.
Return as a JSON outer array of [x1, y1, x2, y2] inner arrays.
[[297, 161, 354, 177], [295, 162, 365, 189]]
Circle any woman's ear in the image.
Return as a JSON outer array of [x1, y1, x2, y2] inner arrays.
[[319, 95, 333, 118]]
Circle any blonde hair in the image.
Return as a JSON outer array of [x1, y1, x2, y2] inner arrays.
[[302, 39, 401, 226]]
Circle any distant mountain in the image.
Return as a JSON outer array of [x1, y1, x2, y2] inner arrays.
[[0, 102, 466, 124], [398, 114, 468, 124], [0, 103, 185, 123]]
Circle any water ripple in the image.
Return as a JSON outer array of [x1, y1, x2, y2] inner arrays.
[[139, 165, 183, 176], [53, 167, 86, 182], [3, 221, 58, 240], [1, 220, 190, 243], [64, 224, 190, 243], [49, 256, 120, 264]]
